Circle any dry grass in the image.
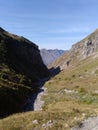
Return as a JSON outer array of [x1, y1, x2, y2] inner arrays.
[[1, 54, 98, 129]]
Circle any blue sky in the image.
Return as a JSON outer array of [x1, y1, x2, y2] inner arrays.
[[0, 0, 98, 50]]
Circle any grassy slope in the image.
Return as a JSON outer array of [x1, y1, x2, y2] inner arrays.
[[0, 64, 34, 118], [1, 54, 98, 130]]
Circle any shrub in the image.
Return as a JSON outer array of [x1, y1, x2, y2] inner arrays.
[[72, 74, 76, 78], [58, 77, 61, 80], [19, 75, 27, 84], [0, 72, 8, 79], [79, 87, 86, 93], [74, 85, 79, 89], [0, 40, 7, 63], [65, 77, 68, 80]]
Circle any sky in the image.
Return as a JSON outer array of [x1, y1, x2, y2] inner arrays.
[[0, 0, 98, 50]]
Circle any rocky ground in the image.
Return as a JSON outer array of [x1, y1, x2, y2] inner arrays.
[[71, 117, 98, 130], [34, 87, 47, 111]]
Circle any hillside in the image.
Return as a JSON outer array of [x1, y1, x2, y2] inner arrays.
[[1, 54, 98, 129], [50, 29, 98, 69], [0, 27, 49, 118], [40, 49, 65, 65], [1, 29, 98, 130]]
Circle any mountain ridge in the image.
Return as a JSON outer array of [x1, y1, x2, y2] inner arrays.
[[50, 29, 98, 69], [40, 49, 65, 65]]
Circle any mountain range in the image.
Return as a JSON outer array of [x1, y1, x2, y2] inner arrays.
[[40, 49, 65, 66]]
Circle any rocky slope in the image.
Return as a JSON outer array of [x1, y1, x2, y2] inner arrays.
[[40, 49, 65, 65], [0, 27, 49, 118], [50, 29, 98, 69]]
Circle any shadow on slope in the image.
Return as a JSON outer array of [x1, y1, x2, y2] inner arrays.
[[23, 66, 61, 111]]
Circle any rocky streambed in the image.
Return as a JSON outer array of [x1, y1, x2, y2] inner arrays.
[[23, 78, 49, 112], [34, 87, 47, 111]]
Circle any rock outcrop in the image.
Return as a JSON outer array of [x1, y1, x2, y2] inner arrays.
[[50, 29, 98, 69]]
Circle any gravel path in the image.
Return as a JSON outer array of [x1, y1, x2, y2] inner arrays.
[[34, 87, 46, 111], [71, 117, 98, 130]]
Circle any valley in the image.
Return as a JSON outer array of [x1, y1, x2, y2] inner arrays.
[[1, 28, 98, 130]]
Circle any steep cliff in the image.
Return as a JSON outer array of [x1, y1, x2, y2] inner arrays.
[[0, 27, 49, 118], [0, 27, 49, 81]]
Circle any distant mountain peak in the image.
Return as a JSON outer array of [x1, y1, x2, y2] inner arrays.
[[40, 49, 66, 66]]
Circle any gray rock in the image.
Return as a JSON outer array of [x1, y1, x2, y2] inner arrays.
[[50, 29, 98, 69], [71, 117, 98, 130]]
